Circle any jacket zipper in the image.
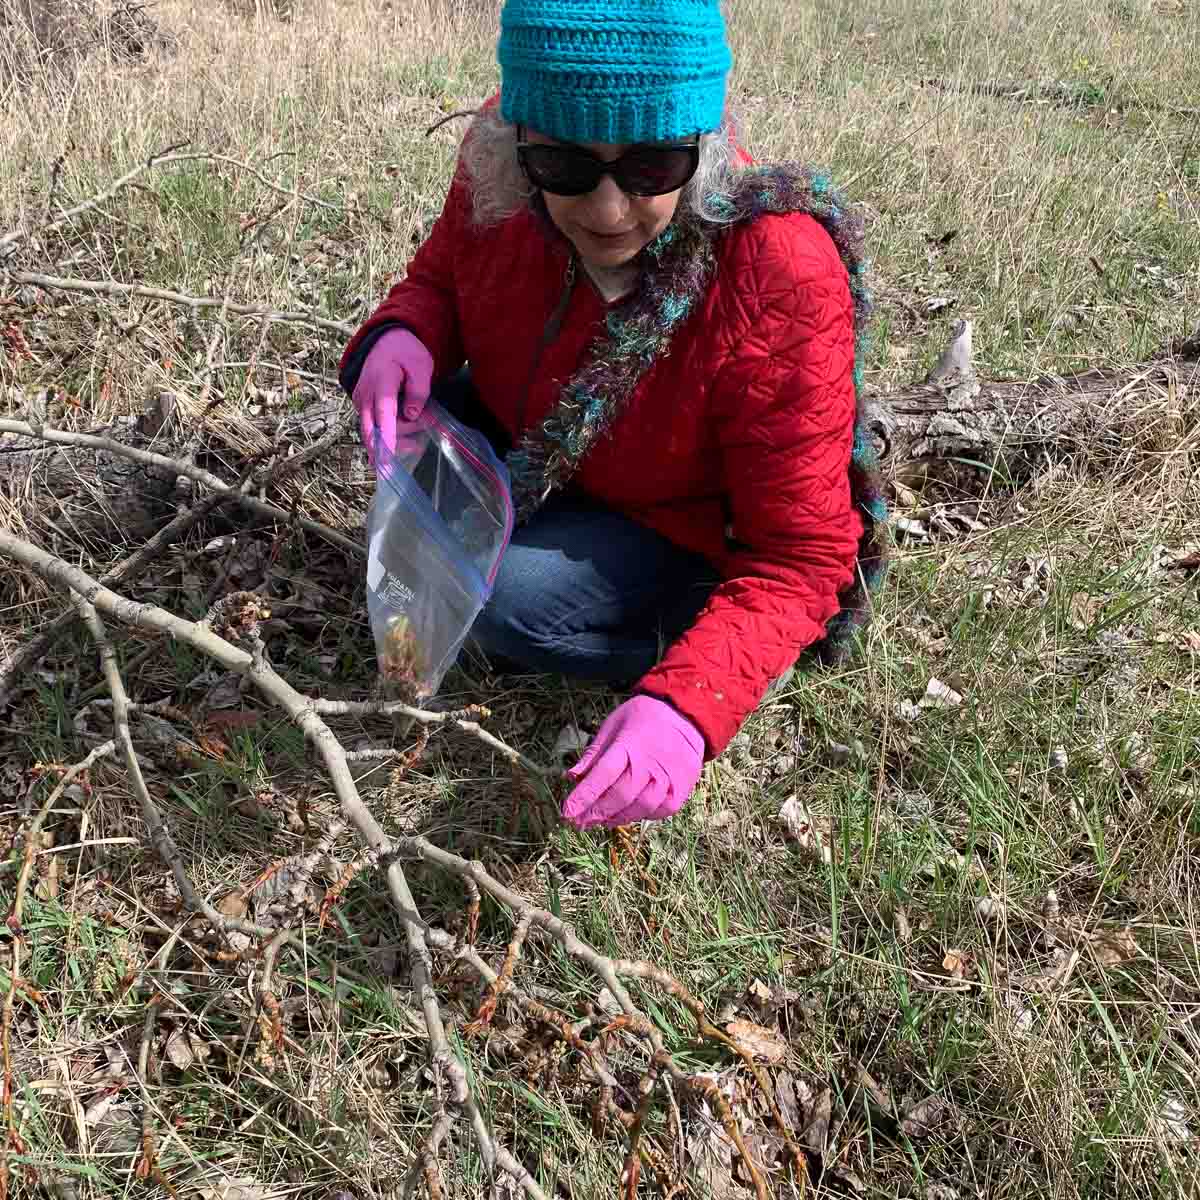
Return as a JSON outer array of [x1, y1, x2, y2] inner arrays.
[[515, 253, 577, 439]]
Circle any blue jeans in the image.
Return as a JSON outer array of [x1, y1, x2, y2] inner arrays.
[[434, 372, 720, 683]]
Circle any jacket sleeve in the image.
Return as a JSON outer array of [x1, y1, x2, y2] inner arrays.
[[636, 217, 862, 759], [338, 165, 471, 394]]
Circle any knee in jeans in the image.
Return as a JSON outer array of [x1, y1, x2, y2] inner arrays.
[[471, 589, 544, 659]]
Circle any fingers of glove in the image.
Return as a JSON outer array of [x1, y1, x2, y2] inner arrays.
[[644, 779, 687, 824], [356, 395, 378, 468], [566, 712, 626, 782], [597, 766, 671, 828], [402, 356, 433, 420], [566, 739, 604, 782], [374, 384, 400, 461], [561, 745, 633, 826], [576, 755, 654, 830]]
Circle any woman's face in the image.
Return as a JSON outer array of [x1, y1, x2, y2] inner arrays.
[[526, 129, 683, 270]]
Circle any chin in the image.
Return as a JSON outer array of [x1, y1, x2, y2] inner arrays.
[[577, 239, 644, 269]]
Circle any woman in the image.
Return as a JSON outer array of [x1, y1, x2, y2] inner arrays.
[[340, 0, 886, 832]]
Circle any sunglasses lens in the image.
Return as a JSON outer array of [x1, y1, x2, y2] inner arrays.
[[520, 146, 600, 196], [521, 144, 699, 197], [616, 148, 699, 196]]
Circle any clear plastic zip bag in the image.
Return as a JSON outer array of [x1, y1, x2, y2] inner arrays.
[[365, 403, 514, 701]]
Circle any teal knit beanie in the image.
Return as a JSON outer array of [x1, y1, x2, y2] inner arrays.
[[497, 0, 732, 146]]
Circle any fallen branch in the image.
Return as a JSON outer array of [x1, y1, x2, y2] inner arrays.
[[0, 142, 192, 260], [0, 533, 552, 1198], [0, 418, 362, 556], [0, 145, 347, 261], [1, 270, 353, 338], [869, 319, 1199, 493], [0, 531, 813, 1199]]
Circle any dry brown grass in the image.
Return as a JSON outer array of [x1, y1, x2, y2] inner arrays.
[[1, 1, 1199, 1198]]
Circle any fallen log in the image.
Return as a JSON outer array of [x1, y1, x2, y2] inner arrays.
[[867, 320, 1200, 494]]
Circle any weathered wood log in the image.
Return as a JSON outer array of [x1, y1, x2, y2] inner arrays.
[[864, 320, 1200, 495]]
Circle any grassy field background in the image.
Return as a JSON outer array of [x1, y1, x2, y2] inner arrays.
[[2, 0, 1199, 1197]]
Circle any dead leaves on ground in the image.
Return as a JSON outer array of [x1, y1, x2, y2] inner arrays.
[[899, 1094, 963, 1140], [680, 973, 972, 1198], [775, 795, 834, 864], [924, 890, 1144, 1028], [724, 1019, 788, 1065], [941, 948, 976, 982]]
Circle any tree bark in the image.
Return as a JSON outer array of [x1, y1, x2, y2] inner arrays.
[[869, 346, 1199, 493]]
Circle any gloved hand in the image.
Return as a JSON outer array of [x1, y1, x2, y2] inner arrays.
[[562, 696, 705, 829], [352, 328, 434, 467]]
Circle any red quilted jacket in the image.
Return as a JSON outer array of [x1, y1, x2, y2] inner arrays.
[[341, 127, 863, 759]]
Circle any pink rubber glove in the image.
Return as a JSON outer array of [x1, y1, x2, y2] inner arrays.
[[562, 696, 706, 829], [352, 328, 434, 467]]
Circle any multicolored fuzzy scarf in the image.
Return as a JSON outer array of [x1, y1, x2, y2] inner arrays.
[[507, 165, 889, 665]]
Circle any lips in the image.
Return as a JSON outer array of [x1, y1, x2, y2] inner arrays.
[[583, 228, 634, 240]]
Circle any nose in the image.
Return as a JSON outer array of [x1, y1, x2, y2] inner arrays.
[[581, 173, 630, 229]]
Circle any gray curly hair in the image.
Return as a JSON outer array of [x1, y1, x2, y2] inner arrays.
[[459, 104, 744, 230]]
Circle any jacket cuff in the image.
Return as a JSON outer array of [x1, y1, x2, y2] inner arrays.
[[634, 675, 752, 763]]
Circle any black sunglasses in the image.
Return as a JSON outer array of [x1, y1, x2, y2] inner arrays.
[[516, 132, 700, 198]]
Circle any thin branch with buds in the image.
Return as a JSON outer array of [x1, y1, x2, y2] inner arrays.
[[0, 528, 801, 1199], [0, 270, 354, 338]]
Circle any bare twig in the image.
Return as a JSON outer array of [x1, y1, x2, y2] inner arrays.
[[9, 741, 115, 920], [686, 1075, 768, 1200], [0, 418, 362, 556], [0, 490, 232, 710], [256, 927, 291, 1062], [463, 877, 481, 947], [1, 270, 353, 338], [465, 914, 533, 1033], [67, 592, 268, 947], [343, 746, 426, 763], [313, 697, 557, 778], [622, 1054, 667, 1200], [0, 141, 191, 260], [0, 145, 346, 260], [187, 151, 343, 213], [425, 108, 480, 137], [250, 409, 356, 492], [403, 1111, 454, 1200]]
